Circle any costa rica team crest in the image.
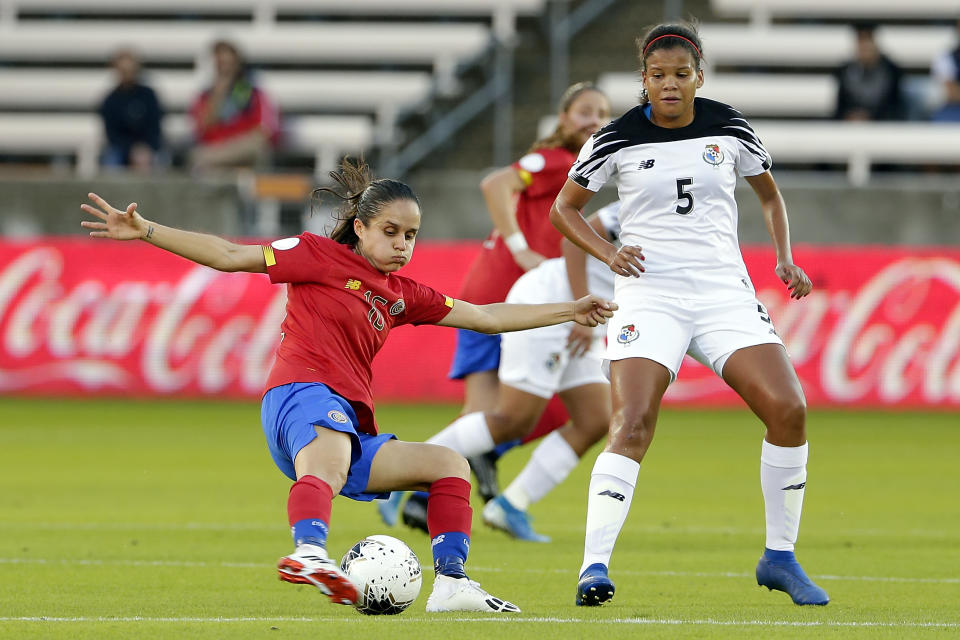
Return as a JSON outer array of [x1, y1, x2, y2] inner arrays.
[[617, 324, 639, 344], [327, 410, 349, 424], [702, 143, 723, 166]]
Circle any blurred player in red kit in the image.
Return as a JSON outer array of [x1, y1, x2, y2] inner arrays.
[[381, 82, 612, 529]]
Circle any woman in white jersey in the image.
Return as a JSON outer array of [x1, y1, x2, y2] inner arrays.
[[550, 23, 828, 608], [422, 202, 621, 543]]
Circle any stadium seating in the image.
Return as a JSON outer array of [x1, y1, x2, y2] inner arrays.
[[697, 24, 954, 70], [0, 22, 492, 84], [0, 0, 547, 37], [752, 120, 960, 183], [712, 0, 960, 25], [0, 0, 543, 174], [0, 1, 957, 179], [0, 113, 373, 177], [0, 69, 432, 143]]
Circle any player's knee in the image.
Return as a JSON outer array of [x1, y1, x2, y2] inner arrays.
[[431, 445, 470, 481], [609, 405, 657, 453], [777, 394, 806, 427], [766, 394, 807, 440], [486, 411, 534, 443], [318, 468, 348, 494]]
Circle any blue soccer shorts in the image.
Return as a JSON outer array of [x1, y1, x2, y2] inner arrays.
[[261, 382, 396, 501], [448, 328, 501, 379]]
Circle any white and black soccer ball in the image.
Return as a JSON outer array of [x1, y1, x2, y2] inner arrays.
[[340, 535, 422, 615]]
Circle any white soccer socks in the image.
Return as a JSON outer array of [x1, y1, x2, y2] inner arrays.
[[503, 431, 580, 511], [760, 440, 809, 551], [427, 412, 495, 458], [580, 451, 640, 575]]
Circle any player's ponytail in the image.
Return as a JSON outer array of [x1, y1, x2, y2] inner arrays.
[[636, 22, 704, 105], [317, 157, 420, 247], [530, 81, 606, 153]]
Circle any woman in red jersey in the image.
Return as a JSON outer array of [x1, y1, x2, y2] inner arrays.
[[453, 82, 611, 412], [80, 158, 615, 614], [383, 83, 612, 530]]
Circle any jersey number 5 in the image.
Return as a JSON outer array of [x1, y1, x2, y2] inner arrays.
[[675, 178, 694, 215]]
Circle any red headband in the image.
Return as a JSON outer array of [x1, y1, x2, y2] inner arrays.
[[642, 34, 701, 57]]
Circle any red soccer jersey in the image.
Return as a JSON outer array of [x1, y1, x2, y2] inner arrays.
[[458, 146, 576, 305], [262, 233, 453, 434]]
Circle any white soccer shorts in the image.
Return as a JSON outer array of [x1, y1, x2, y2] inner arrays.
[[604, 287, 784, 381], [499, 323, 607, 399]]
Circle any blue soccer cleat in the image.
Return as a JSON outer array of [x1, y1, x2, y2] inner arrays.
[[482, 495, 550, 543], [376, 491, 406, 527], [756, 549, 830, 606], [576, 563, 615, 606]]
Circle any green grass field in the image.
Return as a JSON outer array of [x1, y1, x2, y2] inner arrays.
[[1, 398, 958, 639]]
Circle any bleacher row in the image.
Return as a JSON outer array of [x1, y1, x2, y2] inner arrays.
[[0, 0, 958, 181], [0, 0, 546, 175]]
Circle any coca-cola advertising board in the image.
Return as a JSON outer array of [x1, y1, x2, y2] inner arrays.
[[0, 239, 957, 408]]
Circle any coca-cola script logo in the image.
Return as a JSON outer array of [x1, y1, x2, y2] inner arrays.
[[1, 242, 958, 407], [666, 254, 960, 407], [0, 245, 286, 394]]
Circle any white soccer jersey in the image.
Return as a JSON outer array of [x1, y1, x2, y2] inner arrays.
[[570, 98, 771, 299], [508, 200, 622, 304]]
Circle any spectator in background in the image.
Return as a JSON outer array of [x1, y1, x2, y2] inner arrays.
[[834, 23, 906, 121], [99, 48, 164, 171], [931, 18, 960, 122], [189, 39, 279, 171]]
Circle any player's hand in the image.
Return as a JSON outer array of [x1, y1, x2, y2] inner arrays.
[[776, 262, 812, 299], [572, 295, 617, 327], [607, 245, 645, 277], [567, 323, 594, 358], [512, 248, 547, 272], [81, 192, 148, 241]]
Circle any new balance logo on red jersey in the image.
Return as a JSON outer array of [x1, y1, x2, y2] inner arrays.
[[598, 489, 625, 502], [782, 482, 806, 491], [345, 279, 362, 290]]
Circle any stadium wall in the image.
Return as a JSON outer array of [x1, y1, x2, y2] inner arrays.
[[3, 173, 959, 246], [1, 238, 958, 408]]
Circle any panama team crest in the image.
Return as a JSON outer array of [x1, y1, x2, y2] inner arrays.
[[702, 143, 723, 165], [617, 324, 639, 344], [544, 352, 562, 372]]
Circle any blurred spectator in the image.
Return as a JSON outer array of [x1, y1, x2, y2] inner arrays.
[[834, 23, 906, 121], [189, 40, 280, 172], [930, 19, 960, 122], [99, 48, 165, 171]]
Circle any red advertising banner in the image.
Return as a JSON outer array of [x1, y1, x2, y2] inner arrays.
[[0, 239, 957, 408]]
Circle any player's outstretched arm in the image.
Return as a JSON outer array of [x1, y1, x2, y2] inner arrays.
[[81, 192, 266, 273], [437, 295, 617, 334]]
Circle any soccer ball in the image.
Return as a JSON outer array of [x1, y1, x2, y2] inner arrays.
[[339, 535, 422, 615]]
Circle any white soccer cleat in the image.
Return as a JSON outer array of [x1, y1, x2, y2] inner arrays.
[[425, 574, 521, 613], [277, 544, 358, 605]]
